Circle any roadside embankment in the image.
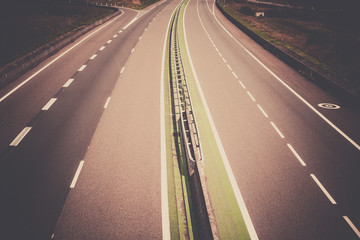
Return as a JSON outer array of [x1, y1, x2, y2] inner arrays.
[[0, 4, 120, 89], [216, 1, 360, 108]]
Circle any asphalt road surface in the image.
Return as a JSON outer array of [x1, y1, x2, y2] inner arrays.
[[0, 2, 175, 239], [184, 0, 360, 239], [1, 0, 360, 239]]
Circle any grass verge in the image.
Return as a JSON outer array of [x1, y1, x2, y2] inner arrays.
[[217, 0, 360, 96], [165, 6, 194, 239], [0, 2, 116, 68], [178, 0, 252, 238]]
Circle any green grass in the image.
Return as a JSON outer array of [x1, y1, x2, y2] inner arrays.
[[177, 1, 251, 239], [164, 17, 181, 239], [165, 8, 195, 239]]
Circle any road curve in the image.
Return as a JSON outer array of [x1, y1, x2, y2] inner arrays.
[[52, 1, 179, 239], [0, 2, 175, 239], [184, 0, 360, 239]]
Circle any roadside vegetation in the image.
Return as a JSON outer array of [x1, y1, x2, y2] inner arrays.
[[0, 0, 159, 69], [94, 0, 159, 9], [218, 0, 360, 96], [0, 0, 116, 68]]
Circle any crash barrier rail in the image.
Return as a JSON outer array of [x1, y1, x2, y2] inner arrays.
[[170, 2, 203, 166], [168, 2, 218, 239]]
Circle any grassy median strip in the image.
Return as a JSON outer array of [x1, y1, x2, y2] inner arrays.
[[165, 6, 195, 239], [178, 0, 252, 239]]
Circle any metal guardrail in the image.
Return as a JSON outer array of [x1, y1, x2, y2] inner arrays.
[[169, 1, 203, 166], [168, 4, 218, 239]]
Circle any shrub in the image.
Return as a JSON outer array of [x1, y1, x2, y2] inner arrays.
[[239, 6, 254, 16]]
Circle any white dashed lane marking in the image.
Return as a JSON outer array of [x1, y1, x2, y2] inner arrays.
[[287, 144, 306, 166], [63, 79, 74, 88], [270, 121, 285, 139], [70, 160, 84, 188], [343, 216, 360, 238], [104, 97, 111, 109], [247, 91, 256, 102], [257, 104, 268, 118], [238, 80, 246, 89], [10, 127, 32, 147], [232, 72, 238, 79], [310, 174, 337, 204], [78, 65, 87, 72], [42, 98, 57, 111]]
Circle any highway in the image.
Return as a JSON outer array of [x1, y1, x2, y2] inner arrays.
[[0, 0, 359, 239], [183, 0, 360, 239], [0, 2, 174, 239]]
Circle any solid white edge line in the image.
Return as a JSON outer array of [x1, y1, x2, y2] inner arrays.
[[104, 97, 111, 108], [247, 91, 256, 102], [270, 121, 285, 138], [0, 13, 122, 103], [70, 160, 84, 188], [212, 0, 215, 14], [63, 78, 74, 87], [78, 65, 87, 71], [310, 174, 337, 204], [190, 1, 259, 239], [42, 98, 57, 111], [343, 216, 360, 238], [209, 0, 360, 151], [10, 127, 32, 147], [257, 104, 268, 118], [287, 144, 306, 166], [122, 10, 140, 30], [161, 3, 177, 240]]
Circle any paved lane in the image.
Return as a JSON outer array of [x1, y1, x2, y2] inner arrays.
[[184, 0, 360, 239], [52, 0, 178, 239], [0, 8, 138, 157], [0, 2, 173, 239]]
